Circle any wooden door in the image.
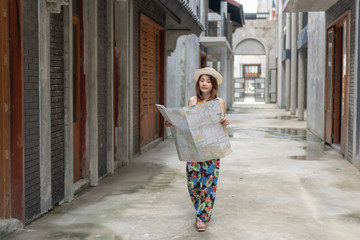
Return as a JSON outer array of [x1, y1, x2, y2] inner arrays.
[[0, 0, 10, 219], [73, 3, 82, 182], [325, 27, 335, 144], [139, 14, 163, 148], [325, 12, 350, 156], [340, 17, 349, 153]]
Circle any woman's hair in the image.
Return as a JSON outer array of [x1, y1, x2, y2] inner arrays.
[[196, 74, 218, 101]]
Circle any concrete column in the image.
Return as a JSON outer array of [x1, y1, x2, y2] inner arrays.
[[39, 0, 52, 213], [290, 13, 297, 115], [285, 13, 291, 111], [220, 1, 228, 18], [297, 13, 305, 121], [276, 0, 284, 107], [298, 48, 305, 120], [84, 1, 98, 186], [63, 1, 74, 202], [106, 0, 114, 174], [227, 55, 232, 108], [219, 48, 228, 108], [115, 0, 131, 165]]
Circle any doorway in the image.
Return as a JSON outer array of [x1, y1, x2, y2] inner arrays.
[[324, 11, 349, 155], [139, 14, 164, 149], [72, 0, 83, 182]]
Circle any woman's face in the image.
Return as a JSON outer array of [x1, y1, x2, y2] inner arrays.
[[199, 75, 213, 94]]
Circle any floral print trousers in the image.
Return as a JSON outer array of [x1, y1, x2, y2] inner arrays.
[[186, 159, 220, 222]]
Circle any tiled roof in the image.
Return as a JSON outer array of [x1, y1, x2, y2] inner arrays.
[[178, 0, 205, 31]]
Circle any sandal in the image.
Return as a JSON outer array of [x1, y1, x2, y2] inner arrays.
[[196, 220, 206, 232]]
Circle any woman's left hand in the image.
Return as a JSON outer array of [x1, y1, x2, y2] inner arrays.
[[220, 117, 229, 127]]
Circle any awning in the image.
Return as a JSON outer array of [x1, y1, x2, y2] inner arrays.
[[209, 0, 245, 27], [159, 0, 205, 36], [283, 0, 339, 12]]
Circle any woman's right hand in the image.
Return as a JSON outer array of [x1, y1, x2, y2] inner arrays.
[[165, 120, 173, 127]]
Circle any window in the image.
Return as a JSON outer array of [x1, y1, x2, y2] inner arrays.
[[208, 21, 218, 36]]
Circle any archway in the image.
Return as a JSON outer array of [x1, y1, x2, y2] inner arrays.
[[233, 38, 268, 104]]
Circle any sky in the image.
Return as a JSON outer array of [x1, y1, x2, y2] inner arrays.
[[235, 0, 259, 13]]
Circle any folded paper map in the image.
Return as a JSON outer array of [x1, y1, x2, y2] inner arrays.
[[156, 98, 232, 162]]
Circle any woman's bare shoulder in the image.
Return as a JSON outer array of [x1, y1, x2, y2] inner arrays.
[[188, 96, 197, 106]]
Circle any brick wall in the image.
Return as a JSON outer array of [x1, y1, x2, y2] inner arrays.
[[326, 0, 356, 161], [22, 0, 41, 222], [133, 0, 166, 154], [50, 11, 65, 205], [98, 0, 107, 177]]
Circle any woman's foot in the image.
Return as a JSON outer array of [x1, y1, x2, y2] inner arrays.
[[196, 220, 206, 232]]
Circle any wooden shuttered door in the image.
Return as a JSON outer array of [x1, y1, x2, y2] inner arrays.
[[139, 14, 164, 148], [0, 0, 10, 219]]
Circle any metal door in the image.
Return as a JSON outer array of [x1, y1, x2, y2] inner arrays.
[[255, 78, 265, 102], [234, 78, 245, 102], [269, 68, 277, 103]]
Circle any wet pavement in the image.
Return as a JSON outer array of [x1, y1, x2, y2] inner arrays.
[[5, 104, 360, 240]]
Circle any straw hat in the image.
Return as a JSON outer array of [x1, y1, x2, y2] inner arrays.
[[193, 67, 223, 85]]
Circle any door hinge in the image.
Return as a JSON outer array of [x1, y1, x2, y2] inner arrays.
[[333, 73, 336, 79], [331, 133, 334, 139], [331, 113, 335, 119], [80, 58, 83, 66], [332, 93, 336, 99], [334, 53, 336, 59]]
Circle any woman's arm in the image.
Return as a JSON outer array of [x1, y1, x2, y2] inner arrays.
[[218, 98, 229, 127]]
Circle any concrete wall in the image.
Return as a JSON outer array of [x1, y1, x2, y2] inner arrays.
[[166, 35, 199, 108], [307, 12, 326, 139], [233, 20, 277, 70]]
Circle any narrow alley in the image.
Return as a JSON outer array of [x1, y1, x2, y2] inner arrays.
[[4, 105, 360, 240]]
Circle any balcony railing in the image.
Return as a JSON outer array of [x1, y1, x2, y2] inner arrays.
[[206, 12, 230, 43]]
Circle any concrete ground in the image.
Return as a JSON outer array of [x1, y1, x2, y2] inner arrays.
[[4, 105, 360, 240]]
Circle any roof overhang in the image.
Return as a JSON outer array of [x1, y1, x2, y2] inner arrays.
[[283, 0, 339, 12], [159, 0, 204, 36], [209, 0, 245, 27]]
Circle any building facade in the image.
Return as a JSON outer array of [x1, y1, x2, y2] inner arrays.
[[278, 0, 360, 169], [0, 0, 203, 233]]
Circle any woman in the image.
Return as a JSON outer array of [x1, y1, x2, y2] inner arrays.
[[165, 67, 229, 232]]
